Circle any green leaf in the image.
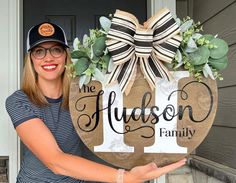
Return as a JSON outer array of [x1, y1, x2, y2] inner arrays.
[[185, 47, 198, 53], [102, 54, 111, 68], [99, 16, 111, 32], [73, 38, 80, 50], [74, 57, 90, 75], [71, 58, 78, 64], [189, 46, 210, 65], [201, 34, 214, 41], [84, 69, 93, 76], [176, 49, 182, 63], [79, 75, 87, 88], [83, 34, 89, 47], [90, 44, 94, 59], [175, 18, 181, 27], [71, 50, 88, 59], [83, 75, 91, 85], [210, 38, 228, 59], [180, 19, 193, 32], [92, 36, 106, 57], [203, 63, 215, 80], [89, 29, 96, 41], [79, 74, 91, 88], [93, 68, 105, 82], [92, 57, 100, 63], [104, 47, 109, 55], [209, 55, 228, 70], [89, 63, 97, 70], [192, 33, 202, 40], [187, 37, 197, 49], [164, 62, 175, 70], [194, 64, 205, 72], [108, 58, 114, 72]]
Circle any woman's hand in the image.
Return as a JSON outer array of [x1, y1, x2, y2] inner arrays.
[[124, 159, 186, 183]]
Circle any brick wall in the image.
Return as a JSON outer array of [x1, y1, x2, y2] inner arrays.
[[0, 159, 8, 183]]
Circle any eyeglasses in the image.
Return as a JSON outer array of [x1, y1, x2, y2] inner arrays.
[[31, 45, 65, 59]]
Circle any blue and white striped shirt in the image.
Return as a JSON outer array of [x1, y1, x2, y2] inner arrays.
[[6, 90, 85, 183]]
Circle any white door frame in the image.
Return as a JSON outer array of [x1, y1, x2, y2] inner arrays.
[[147, 0, 176, 18]]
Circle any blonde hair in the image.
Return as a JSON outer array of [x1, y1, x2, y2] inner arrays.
[[22, 49, 72, 109]]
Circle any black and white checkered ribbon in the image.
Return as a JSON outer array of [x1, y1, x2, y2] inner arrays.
[[106, 8, 182, 95]]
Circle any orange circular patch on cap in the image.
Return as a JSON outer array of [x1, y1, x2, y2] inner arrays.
[[38, 23, 55, 37]]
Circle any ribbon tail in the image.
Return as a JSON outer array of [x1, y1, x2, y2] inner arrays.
[[139, 57, 156, 91], [140, 52, 173, 89], [106, 55, 138, 95]]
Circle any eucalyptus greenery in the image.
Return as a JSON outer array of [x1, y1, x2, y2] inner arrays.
[[172, 17, 229, 80], [69, 15, 229, 88], [68, 16, 112, 88]]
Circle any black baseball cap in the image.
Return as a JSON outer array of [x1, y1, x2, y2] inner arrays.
[[27, 22, 69, 51]]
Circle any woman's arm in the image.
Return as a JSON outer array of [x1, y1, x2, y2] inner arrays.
[[16, 118, 186, 183]]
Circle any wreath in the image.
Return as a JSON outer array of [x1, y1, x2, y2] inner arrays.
[[68, 9, 228, 89]]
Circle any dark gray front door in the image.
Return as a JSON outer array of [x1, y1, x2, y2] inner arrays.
[[24, 0, 147, 50], [23, 1, 147, 182]]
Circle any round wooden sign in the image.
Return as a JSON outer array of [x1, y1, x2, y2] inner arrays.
[[69, 69, 218, 169]]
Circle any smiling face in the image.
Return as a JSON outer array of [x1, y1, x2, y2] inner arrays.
[[30, 42, 67, 83]]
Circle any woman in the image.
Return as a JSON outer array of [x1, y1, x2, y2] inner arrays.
[[6, 22, 186, 183]]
